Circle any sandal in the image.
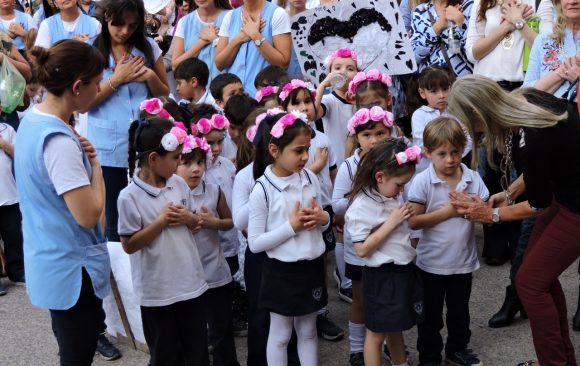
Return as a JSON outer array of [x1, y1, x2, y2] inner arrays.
[[517, 361, 537, 366]]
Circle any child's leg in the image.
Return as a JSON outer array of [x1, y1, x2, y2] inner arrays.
[[293, 312, 318, 366], [363, 329, 386, 366], [444, 273, 473, 357], [173, 296, 210, 366], [385, 332, 407, 365], [206, 283, 240, 366], [0, 204, 24, 281], [349, 279, 365, 354], [417, 269, 446, 365], [267, 312, 294, 365], [141, 305, 182, 366]]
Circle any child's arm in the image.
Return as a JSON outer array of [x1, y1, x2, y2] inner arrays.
[[408, 202, 459, 230], [120, 203, 173, 254], [308, 147, 329, 174], [314, 71, 344, 120], [0, 135, 14, 157], [198, 189, 234, 231], [353, 203, 412, 258]]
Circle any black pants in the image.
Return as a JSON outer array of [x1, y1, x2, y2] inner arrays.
[[102, 167, 128, 242], [141, 295, 209, 366], [244, 247, 300, 366], [417, 270, 473, 364], [206, 283, 240, 366], [0, 203, 24, 281], [50, 269, 102, 366]]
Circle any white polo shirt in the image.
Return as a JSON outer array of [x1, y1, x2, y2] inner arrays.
[[117, 173, 208, 307], [408, 163, 489, 275], [248, 166, 328, 262], [321, 92, 355, 166], [232, 162, 254, 231], [308, 128, 337, 208], [0, 123, 18, 206], [189, 181, 232, 289], [345, 188, 416, 267]]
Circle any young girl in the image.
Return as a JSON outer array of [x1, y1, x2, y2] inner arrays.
[[255, 85, 279, 108], [176, 136, 240, 366], [118, 117, 209, 366], [248, 111, 330, 366], [345, 139, 422, 366], [331, 106, 396, 366]]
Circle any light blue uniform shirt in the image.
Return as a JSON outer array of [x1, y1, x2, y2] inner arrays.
[[46, 12, 99, 45], [0, 11, 33, 50]]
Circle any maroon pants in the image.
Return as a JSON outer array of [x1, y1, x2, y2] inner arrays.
[[516, 202, 580, 366]]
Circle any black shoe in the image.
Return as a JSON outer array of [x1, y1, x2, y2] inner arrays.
[[349, 352, 365, 366], [316, 311, 344, 341], [0, 281, 7, 296], [96, 333, 122, 361], [484, 257, 508, 266], [488, 285, 526, 328], [446, 349, 482, 366]]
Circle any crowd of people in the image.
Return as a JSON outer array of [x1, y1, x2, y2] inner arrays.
[[1, 0, 580, 366]]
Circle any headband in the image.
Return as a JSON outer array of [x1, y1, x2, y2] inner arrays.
[[246, 107, 285, 143], [270, 110, 308, 138], [347, 106, 394, 135], [393, 146, 422, 165], [183, 135, 213, 158], [255, 86, 279, 102], [139, 98, 174, 122], [279, 79, 316, 102], [348, 69, 393, 95], [324, 48, 359, 69], [196, 114, 230, 135]]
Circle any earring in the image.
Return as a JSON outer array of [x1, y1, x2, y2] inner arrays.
[[76, 92, 80, 96]]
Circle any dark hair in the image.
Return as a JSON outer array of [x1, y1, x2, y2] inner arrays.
[[354, 80, 390, 108], [477, 0, 497, 21], [224, 94, 259, 127], [181, 146, 207, 166], [406, 65, 454, 117], [191, 0, 232, 11], [210, 73, 242, 101], [252, 113, 311, 180], [515, 87, 568, 115], [30, 40, 105, 96], [346, 139, 416, 202], [93, 0, 154, 68], [42, 0, 58, 18], [280, 86, 314, 111], [188, 103, 219, 124], [174, 58, 209, 88], [236, 108, 265, 172], [127, 118, 175, 177], [254, 65, 290, 89]]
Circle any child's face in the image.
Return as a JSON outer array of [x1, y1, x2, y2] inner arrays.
[[289, 0, 306, 10], [286, 89, 316, 122], [204, 129, 225, 159], [220, 82, 245, 107], [269, 131, 311, 177], [330, 57, 358, 91], [177, 155, 205, 189], [26, 83, 40, 97], [426, 142, 464, 179], [419, 87, 449, 112], [376, 170, 413, 199], [263, 98, 280, 109], [357, 90, 391, 110], [176, 78, 196, 101], [151, 149, 182, 180], [356, 122, 391, 154], [228, 125, 242, 145]]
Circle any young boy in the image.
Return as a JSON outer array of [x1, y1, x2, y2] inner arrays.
[[223, 94, 259, 154], [210, 73, 245, 111], [253, 65, 289, 90], [174, 58, 216, 108], [408, 117, 488, 366]]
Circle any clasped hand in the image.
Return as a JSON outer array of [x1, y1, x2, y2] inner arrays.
[[290, 199, 329, 232]]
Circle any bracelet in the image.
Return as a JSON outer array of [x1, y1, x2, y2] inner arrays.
[[108, 77, 117, 91]]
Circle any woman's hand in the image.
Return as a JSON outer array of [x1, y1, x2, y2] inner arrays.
[[241, 13, 262, 41], [8, 22, 26, 38], [72, 34, 90, 43], [488, 191, 509, 208], [449, 192, 493, 223], [113, 54, 148, 84], [199, 24, 219, 43], [501, 0, 531, 26], [556, 56, 580, 82], [445, 5, 465, 26]]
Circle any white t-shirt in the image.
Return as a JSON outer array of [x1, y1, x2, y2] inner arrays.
[[0, 12, 36, 32], [35, 14, 102, 48], [408, 163, 489, 275], [218, 7, 290, 38], [321, 92, 355, 166], [0, 123, 18, 206]]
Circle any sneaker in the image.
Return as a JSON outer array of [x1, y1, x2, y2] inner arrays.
[[316, 311, 344, 341], [349, 352, 365, 366], [0, 281, 7, 296], [233, 319, 248, 337], [96, 333, 122, 361], [446, 349, 482, 366], [339, 287, 353, 304]]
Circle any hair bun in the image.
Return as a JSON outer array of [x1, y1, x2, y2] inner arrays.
[[30, 46, 50, 65]]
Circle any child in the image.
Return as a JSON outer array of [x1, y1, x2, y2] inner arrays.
[[331, 106, 396, 366], [255, 85, 280, 108], [176, 135, 240, 366], [117, 117, 209, 366], [210, 72, 245, 110], [0, 0, 36, 52], [224, 93, 259, 160], [408, 117, 488, 366], [248, 111, 330, 366], [254, 65, 289, 90], [280, 79, 345, 342], [345, 139, 422, 366], [174, 57, 216, 107]]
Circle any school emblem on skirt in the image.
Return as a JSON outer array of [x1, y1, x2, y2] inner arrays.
[[414, 301, 423, 315], [312, 287, 323, 301]]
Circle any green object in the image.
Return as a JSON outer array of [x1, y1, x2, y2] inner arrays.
[[523, 17, 541, 72], [0, 56, 26, 114]]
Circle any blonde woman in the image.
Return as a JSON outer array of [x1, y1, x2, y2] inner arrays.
[[448, 75, 580, 366]]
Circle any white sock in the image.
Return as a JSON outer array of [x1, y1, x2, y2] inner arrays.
[[335, 243, 351, 289], [348, 321, 365, 353]]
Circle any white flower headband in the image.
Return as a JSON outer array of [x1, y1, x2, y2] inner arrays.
[[270, 110, 308, 138], [182, 135, 213, 159], [279, 79, 316, 102]]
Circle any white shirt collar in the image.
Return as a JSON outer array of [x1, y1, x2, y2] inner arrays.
[[133, 171, 176, 197], [262, 165, 313, 192]]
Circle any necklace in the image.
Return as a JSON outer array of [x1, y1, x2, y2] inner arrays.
[[500, 130, 515, 205]]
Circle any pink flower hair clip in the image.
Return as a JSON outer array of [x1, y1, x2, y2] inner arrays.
[[140, 98, 175, 122], [182, 135, 213, 158], [394, 146, 422, 165], [348, 69, 393, 95], [196, 114, 230, 135], [161, 126, 188, 152], [324, 48, 359, 69], [279, 79, 316, 102], [247, 107, 285, 143], [347, 106, 394, 135], [255, 86, 279, 102], [270, 110, 308, 138]]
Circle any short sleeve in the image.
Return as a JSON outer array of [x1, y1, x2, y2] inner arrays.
[[174, 16, 186, 38], [117, 192, 143, 237], [407, 171, 429, 205], [328, 143, 337, 169], [43, 134, 90, 196], [345, 198, 374, 243], [271, 7, 290, 36], [2, 124, 16, 144], [218, 11, 233, 38], [92, 17, 102, 34], [34, 20, 51, 48], [25, 13, 37, 29], [474, 172, 490, 201]]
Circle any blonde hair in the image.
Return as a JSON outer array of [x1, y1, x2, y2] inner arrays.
[[447, 75, 567, 168], [423, 117, 467, 151], [552, 0, 567, 45]]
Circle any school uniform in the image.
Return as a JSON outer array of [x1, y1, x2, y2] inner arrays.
[[35, 12, 101, 48], [117, 173, 209, 366], [345, 188, 422, 333], [408, 163, 488, 364], [320, 92, 356, 166], [0, 10, 36, 50], [248, 166, 328, 316]]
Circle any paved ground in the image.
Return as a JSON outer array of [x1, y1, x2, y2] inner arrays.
[[1, 226, 579, 366]]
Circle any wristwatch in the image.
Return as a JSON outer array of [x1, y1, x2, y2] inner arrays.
[[515, 19, 525, 30], [491, 208, 501, 223], [254, 37, 266, 47]]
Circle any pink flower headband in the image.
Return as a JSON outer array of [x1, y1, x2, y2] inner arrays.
[[246, 107, 285, 143], [347, 106, 394, 135], [140, 98, 174, 122], [324, 48, 359, 69], [348, 69, 393, 95], [394, 146, 422, 165], [270, 110, 308, 139], [183, 135, 213, 158], [196, 114, 230, 135], [255, 86, 279, 102], [279, 79, 316, 102]]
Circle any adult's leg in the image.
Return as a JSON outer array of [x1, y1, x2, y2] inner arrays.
[[0, 204, 24, 281], [175, 296, 210, 366], [444, 273, 473, 356], [417, 270, 446, 365], [267, 313, 294, 365], [206, 283, 240, 366], [101, 167, 128, 242]]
